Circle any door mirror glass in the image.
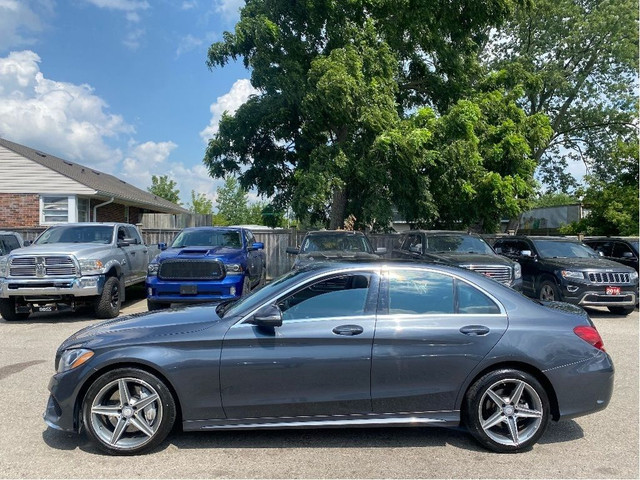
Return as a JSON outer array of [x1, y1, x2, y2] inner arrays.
[[247, 304, 283, 327], [520, 250, 533, 258]]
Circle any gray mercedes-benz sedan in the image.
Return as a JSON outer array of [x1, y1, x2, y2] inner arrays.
[[44, 261, 613, 455]]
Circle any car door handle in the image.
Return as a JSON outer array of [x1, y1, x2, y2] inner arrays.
[[332, 325, 364, 336], [459, 325, 490, 336]]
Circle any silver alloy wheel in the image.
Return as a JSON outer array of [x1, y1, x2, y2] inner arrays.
[[89, 377, 163, 451], [478, 378, 544, 447], [539, 283, 556, 302]]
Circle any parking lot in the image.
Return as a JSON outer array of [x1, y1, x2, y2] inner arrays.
[[0, 290, 637, 478]]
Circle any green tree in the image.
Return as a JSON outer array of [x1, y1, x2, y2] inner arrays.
[[187, 191, 213, 214], [204, 0, 523, 229], [261, 204, 286, 228], [147, 175, 181, 205], [561, 137, 639, 235], [486, 0, 639, 192], [215, 177, 251, 225]]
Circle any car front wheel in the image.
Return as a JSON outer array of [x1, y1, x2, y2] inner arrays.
[[82, 368, 176, 455], [538, 280, 560, 302], [463, 369, 550, 453]]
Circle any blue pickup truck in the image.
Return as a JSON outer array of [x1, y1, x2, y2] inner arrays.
[[146, 226, 266, 310]]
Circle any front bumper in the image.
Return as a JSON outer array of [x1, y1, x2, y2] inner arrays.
[[146, 275, 246, 303], [557, 279, 637, 307], [43, 366, 88, 433], [0, 276, 105, 299]]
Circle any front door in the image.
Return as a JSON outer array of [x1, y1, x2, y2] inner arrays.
[[220, 271, 379, 419]]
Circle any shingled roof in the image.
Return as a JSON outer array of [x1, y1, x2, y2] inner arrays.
[[0, 137, 189, 214]]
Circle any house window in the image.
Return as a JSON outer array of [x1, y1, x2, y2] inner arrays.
[[40, 196, 88, 224]]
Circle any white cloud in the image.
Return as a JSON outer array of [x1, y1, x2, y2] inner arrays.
[[82, 0, 150, 14], [200, 78, 259, 141], [215, 0, 243, 19], [0, 50, 132, 171], [176, 34, 203, 57], [181, 1, 197, 10], [0, 0, 53, 51]]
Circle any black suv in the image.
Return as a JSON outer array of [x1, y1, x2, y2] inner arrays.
[[584, 237, 638, 272], [493, 235, 638, 315], [286, 230, 386, 269], [392, 230, 522, 290]]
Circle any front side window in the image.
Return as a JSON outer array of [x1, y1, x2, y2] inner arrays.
[[613, 242, 635, 259], [277, 274, 373, 321], [401, 234, 423, 253]]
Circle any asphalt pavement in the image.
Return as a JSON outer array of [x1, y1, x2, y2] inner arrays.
[[0, 293, 637, 478]]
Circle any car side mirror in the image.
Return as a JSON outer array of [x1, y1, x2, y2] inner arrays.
[[247, 304, 282, 327], [409, 245, 421, 253], [622, 251, 634, 258], [158, 243, 167, 251], [375, 247, 387, 255], [117, 239, 130, 247], [23, 240, 32, 247], [521, 250, 534, 258], [286, 247, 299, 255], [494, 247, 502, 254], [250, 242, 264, 251]]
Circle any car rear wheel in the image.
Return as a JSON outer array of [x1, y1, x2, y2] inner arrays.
[[538, 280, 560, 302], [463, 369, 550, 453], [607, 306, 635, 315], [0, 298, 30, 321], [82, 368, 176, 455]]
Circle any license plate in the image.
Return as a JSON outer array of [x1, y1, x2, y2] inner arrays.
[[605, 286, 621, 295], [180, 284, 198, 295]]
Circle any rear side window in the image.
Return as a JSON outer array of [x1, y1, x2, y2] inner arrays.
[[457, 281, 500, 314], [388, 270, 454, 314]]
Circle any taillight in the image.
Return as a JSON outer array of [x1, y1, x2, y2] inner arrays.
[[573, 325, 606, 351]]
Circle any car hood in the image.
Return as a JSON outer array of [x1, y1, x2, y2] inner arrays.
[[8, 243, 112, 257], [426, 252, 513, 267], [540, 257, 635, 271], [58, 304, 224, 352], [156, 246, 244, 262]]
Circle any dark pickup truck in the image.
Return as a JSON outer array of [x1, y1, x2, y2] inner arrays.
[[146, 226, 266, 310], [493, 235, 638, 315], [392, 230, 522, 290]]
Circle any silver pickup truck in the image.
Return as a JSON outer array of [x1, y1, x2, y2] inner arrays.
[[0, 223, 156, 321]]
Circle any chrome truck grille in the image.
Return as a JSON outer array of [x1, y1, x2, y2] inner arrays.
[[468, 265, 512, 285], [9, 256, 76, 277], [158, 259, 225, 280]]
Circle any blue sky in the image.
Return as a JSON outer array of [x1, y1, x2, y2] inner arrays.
[[0, 0, 258, 206]]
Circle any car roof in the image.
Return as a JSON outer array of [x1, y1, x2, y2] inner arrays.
[[181, 226, 243, 231], [498, 236, 581, 242], [584, 236, 639, 242], [305, 230, 366, 236], [405, 230, 481, 236]]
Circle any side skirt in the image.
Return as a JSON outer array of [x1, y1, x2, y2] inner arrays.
[[183, 411, 461, 432]]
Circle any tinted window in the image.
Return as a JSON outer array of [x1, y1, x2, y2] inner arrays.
[[533, 240, 598, 258], [586, 241, 613, 256], [278, 274, 372, 320], [613, 242, 635, 259], [401, 234, 423, 253], [457, 281, 500, 314], [424, 235, 494, 255], [0, 235, 20, 255], [300, 234, 372, 253], [388, 270, 454, 314], [171, 230, 242, 248], [125, 226, 142, 244], [494, 240, 529, 256]]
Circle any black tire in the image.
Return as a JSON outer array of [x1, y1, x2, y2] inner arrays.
[[538, 279, 560, 302], [241, 276, 251, 296], [147, 300, 169, 311], [0, 298, 30, 321], [607, 306, 635, 315], [82, 368, 176, 455], [94, 276, 122, 319], [463, 369, 550, 453], [258, 267, 267, 288]]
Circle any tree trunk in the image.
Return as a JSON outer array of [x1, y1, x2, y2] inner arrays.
[[329, 185, 347, 229]]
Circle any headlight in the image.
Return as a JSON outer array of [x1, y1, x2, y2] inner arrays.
[[147, 263, 160, 276], [561, 270, 584, 280], [78, 259, 104, 275], [226, 263, 244, 275], [0, 257, 8, 278], [630, 271, 638, 281], [514, 263, 522, 279], [57, 348, 94, 373]]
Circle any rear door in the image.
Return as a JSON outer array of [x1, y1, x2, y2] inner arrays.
[[371, 267, 508, 413]]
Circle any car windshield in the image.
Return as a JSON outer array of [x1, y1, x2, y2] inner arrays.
[[424, 235, 494, 255], [34, 225, 113, 244], [300, 234, 373, 253], [217, 268, 304, 318], [533, 240, 599, 258], [171, 230, 242, 248]]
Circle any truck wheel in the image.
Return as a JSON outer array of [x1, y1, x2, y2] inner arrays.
[[607, 306, 635, 315], [147, 300, 169, 311], [0, 299, 30, 321], [538, 280, 560, 302], [241, 276, 251, 296], [94, 276, 122, 319]]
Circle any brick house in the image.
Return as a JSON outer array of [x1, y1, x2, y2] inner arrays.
[[0, 137, 188, 230]]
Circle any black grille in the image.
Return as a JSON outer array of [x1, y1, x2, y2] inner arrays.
[[9, 256, 76, 277], [159, 259, 225, 280], [467, 265, 512, 285], [587, 272, 631, 284]]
